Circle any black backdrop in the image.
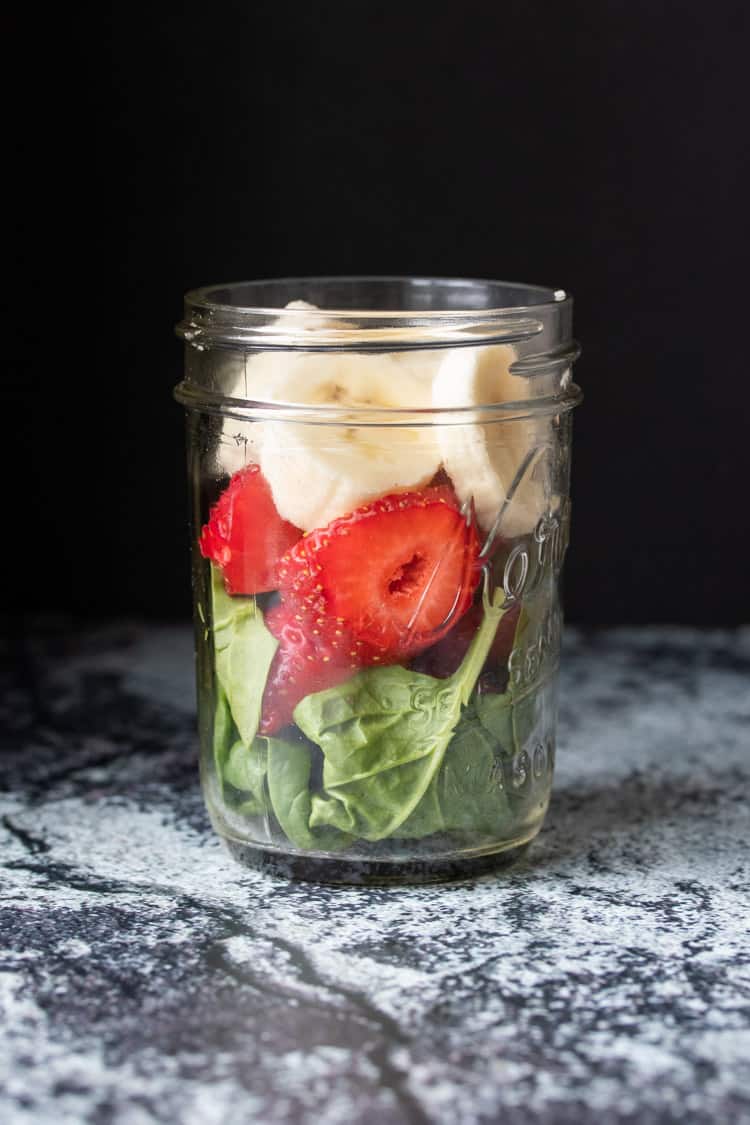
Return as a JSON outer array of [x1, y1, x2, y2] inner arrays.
[[14, 2, 749, 624]]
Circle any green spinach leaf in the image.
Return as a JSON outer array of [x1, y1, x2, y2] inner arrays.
[[213, 683, 236, 786], [397, 708, 513, 837], [223, 738, 268, 814], [474, 691, 514, 749], [265, 736, 352, 851], [210, 563, 278, 749], [295, 586, 508, 841]]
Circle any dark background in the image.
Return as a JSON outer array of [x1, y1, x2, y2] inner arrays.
[[14, 2, 749, 624]]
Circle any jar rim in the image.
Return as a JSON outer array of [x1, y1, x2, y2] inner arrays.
[[174, 276, 581, 422], [176, 275, 574, 351], [185, 275, 570, 317]]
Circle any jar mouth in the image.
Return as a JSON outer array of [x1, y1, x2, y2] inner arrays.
[[174, 276, 581, 422], [176, 275, 573, 351]]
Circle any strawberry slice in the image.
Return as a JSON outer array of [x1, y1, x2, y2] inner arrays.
[[277, 486, 481, 664], [199, 464, 301, 595], [260, 603, 357, 734]]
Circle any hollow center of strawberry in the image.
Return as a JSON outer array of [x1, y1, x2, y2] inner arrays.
[[387, 553, 429, 598], [276, 485, 482, 663]]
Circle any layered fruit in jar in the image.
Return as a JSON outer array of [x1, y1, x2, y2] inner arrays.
[[196, 304, 563, 857]]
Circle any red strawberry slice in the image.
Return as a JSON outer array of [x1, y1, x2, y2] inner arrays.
[[199, 464, 301, 595], [277, 486, 481, 664], [260, 603, 357, 734]]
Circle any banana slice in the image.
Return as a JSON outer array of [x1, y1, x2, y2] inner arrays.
[[214, 302, 444, 526], [259, 352, 441, 530], [432, 344, 548, 538], [216, 302, 344, 477]]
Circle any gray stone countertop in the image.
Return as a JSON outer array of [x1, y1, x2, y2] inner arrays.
[[1, 623, 749, 1124]]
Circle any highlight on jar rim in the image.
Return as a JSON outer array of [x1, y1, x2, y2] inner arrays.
[[174, 277, 582, 883]]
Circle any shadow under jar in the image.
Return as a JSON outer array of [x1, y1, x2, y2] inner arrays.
[[174, 277, 581, 884]]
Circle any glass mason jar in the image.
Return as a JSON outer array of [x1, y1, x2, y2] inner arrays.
[[174, 277, 581, 883]]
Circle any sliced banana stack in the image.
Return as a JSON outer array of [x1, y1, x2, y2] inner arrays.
[[432, 344, 549, 539], [215, 303, 549, 538]]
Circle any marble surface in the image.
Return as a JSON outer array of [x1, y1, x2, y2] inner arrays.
[[1, 623, 749, 1124]]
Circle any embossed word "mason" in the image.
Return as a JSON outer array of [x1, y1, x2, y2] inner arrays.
[[488, 737, 556, 793]]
